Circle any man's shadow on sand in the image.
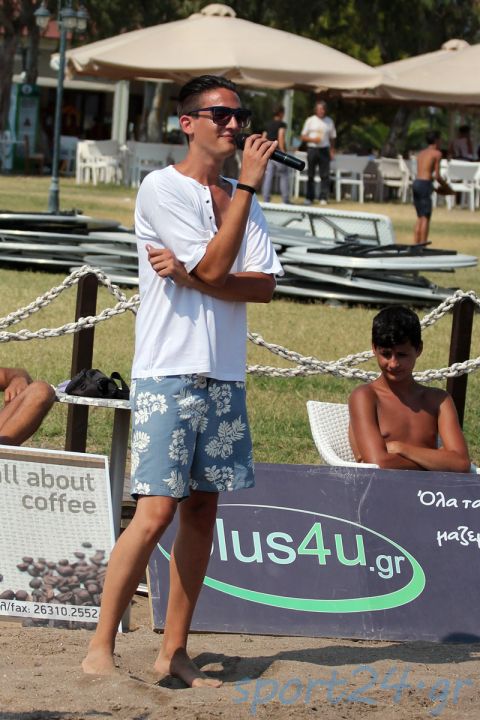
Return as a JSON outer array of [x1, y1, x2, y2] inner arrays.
[[156, 633, 480, 688]]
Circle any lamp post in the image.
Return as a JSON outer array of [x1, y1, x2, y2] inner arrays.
[[35, 1, 88, 214]]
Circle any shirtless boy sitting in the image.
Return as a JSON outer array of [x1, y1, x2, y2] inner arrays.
[[0, 367, 55, 445], [348, 306, 470, 472], [412, 130, 453, 245]]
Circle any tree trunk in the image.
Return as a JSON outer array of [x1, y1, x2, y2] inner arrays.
[[138, 82, 155, 141], [381, 106, 413, 157], [25, 24, 40, 85], [0, 34, 18, 132], [147, 82, 165, 142]]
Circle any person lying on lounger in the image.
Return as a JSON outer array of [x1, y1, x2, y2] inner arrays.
[[0, 367, 56, 445], [348, 305, 470, 472]]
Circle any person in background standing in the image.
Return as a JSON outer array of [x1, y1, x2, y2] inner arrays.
[[261, 106, 290, 204], [449, 125, 475, 161], [300, 100, 336, 205]]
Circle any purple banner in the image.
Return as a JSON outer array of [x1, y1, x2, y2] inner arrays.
[[148, 463, 480, 642]]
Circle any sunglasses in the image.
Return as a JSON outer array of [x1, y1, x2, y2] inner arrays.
[[186, 106, 252, 128]]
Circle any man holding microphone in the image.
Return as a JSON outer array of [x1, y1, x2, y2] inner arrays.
[[82, 75, 283, 687]]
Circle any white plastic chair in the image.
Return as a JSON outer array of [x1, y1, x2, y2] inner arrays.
[[431, 158, 450, 208], [397, 155, 414, 202], [76, 140, 94, 184], [306, 400, 378, 468], [307, 400, 479, 473], [445, 160, 479, 211], [333, 154, 369, 203], [59, 135, 78, 176], [75, 140, 122, 185], [292, 151, 321, 199], [377, 157, 409, 202], [125, 141, 187, 187], [125, 141, 166, 187]]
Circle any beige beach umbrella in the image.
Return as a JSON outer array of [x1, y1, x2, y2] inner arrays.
[[374, 39, 480, 105], [64, 4, 380, 91]]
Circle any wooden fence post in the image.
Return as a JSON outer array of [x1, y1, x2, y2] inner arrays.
[[446, 297, 475, 428], [65, 273, 99, 452]]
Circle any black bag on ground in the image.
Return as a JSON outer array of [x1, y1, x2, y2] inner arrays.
[[65, 369, 130, 400]]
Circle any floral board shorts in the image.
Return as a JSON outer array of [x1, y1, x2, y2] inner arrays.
[[130, 375, 254, 500]]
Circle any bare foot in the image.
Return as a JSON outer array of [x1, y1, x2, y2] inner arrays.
[[82, 641, 118, 675], [154, 648, 222, 688]]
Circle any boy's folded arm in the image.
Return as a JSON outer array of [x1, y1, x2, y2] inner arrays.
[[348, 386, 422, 470], [388, 442, 470, 473], [388, 395, 470, 473]]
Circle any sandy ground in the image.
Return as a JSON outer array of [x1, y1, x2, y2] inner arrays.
[[1, 594, 480, 720]]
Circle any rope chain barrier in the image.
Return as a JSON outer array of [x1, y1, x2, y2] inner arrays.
[[0, 267, 478, 382], [0, 267, 139, 342]]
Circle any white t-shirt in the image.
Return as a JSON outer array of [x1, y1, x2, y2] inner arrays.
[[301, 115, 336, 149], [132, 165, 283, 382]]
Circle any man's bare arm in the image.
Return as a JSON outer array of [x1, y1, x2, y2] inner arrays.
[[348, 385, 422, 470], [433, 151, 455, 195], [147, 246, 275, 302], [435, 176, 455, 195], [191, 135, 277, 287], [189, 272, 275, 303], [387, 395, 470, 473]]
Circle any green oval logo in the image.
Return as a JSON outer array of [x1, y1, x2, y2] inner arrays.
[[157, 504, 426, 613]]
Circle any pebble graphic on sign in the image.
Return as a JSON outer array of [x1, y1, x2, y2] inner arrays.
[[0, 446, 115, 628]]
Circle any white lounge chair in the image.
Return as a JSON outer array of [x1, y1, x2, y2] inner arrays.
[[306, 399, 478, 473]]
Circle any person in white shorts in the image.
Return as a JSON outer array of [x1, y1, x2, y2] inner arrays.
[[82, 75, 283, 687]]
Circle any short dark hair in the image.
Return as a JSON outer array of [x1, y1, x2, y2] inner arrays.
[[426, 130, 440, 145], [372, 306, 422, 350], [459, 124, 470, 134], [177, 75, 239, 116]]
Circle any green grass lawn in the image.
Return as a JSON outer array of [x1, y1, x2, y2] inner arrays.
[[1, 175, 479, 466]]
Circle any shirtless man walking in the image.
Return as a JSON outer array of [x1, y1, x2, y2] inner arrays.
[[349, 305, 470, 472], [412, 131, 453, 245]]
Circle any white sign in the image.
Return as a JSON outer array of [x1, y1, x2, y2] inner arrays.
[[0, 445, 115, 627]]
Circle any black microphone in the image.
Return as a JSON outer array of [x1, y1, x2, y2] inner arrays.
[[235, 133, 306, 171]]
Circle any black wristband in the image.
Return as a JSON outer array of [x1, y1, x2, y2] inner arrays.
[[236, 182, 256, 195]]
